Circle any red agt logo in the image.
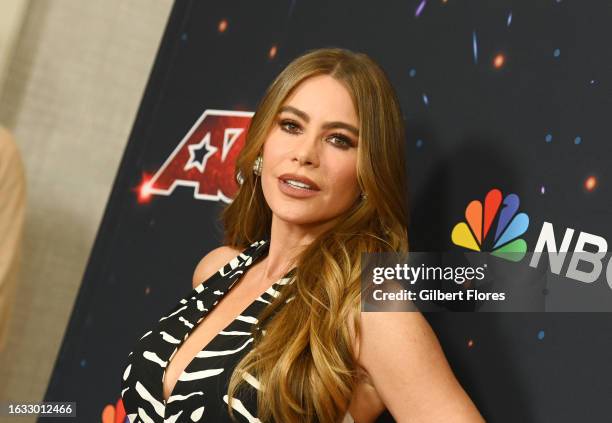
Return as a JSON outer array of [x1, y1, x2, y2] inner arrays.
[[138, 109, 254, 203]]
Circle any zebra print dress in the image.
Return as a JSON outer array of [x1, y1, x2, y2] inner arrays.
[[120, 238, 357, 422]]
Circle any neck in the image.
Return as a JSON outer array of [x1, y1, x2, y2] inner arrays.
[[260, 213, 336, 281]]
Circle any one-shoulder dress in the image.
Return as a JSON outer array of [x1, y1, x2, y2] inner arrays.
[[120, 238, 355, 422]]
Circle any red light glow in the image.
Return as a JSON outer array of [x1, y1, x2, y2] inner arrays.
[[135, 172, 154, 204]]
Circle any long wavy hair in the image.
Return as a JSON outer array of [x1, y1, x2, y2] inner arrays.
[[222, 47, 409, 423]]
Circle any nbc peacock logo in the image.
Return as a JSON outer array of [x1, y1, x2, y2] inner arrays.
[[451, 188, 529, 262]]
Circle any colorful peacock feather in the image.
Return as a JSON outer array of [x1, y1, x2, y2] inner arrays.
[[451, 188, 529, 262]]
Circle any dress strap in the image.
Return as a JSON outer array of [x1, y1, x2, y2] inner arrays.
[[220, 239, 270, 293]]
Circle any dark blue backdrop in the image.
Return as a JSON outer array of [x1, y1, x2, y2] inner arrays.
[[43, 1, 612, 422]]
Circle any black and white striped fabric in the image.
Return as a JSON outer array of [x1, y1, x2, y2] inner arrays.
[[120, 238, 356, 423]]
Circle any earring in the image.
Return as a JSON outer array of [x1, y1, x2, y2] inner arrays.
[[235, 155, 263, 186], [360, 192, 368, 201], [253, 155, 263, 176]]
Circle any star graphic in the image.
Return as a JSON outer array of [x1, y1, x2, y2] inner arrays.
[[184, 132, 218, 173]]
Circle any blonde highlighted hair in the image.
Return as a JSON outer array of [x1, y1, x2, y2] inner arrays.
[[222, 47, 409, 422]]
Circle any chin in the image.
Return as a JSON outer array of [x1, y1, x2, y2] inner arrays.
[[273, 208, 321, 225]]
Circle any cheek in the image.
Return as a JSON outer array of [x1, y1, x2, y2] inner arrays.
[[325, 157, 359, 195], [263, 130, 291, 160]]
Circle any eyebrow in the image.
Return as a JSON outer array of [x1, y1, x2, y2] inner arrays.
[[278, 105, 359, 137]]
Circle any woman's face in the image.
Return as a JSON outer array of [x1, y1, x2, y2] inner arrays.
[[261, 74, 361, 227]]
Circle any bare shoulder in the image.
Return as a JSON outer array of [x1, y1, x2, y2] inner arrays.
[[192, 245, 242, 288]]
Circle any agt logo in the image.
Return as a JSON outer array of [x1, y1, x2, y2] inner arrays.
[[138, 109, 253, 203], [452, 188, 612, 288]]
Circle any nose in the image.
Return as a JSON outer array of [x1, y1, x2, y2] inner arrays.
[[292, 131, 320, 167]]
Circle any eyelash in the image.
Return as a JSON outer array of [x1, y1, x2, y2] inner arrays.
[[278, 119, 354, 149]]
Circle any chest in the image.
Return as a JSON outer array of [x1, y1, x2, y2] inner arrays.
[[161, 273, 269, 401]]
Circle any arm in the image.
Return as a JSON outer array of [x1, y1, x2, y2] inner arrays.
[[192, 245, 241, 289], [0, 127, 26, 353], [357, 310, 485, 422]]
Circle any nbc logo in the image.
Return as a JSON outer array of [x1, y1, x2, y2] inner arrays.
[[451, 188, 529, 262], [451, 187, 612, 291]]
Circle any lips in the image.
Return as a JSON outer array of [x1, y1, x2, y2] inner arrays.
[[278, 173, 321, 190]]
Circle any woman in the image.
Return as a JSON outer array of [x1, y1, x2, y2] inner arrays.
[[121, 47, 484, 423]]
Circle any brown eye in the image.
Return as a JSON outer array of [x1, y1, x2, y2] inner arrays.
[[327, 133, 353, 149], [279, 119, 301, 134]]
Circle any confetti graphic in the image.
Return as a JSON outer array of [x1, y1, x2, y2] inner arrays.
[[415, 0, 427, 17], [472, 30, 478, 64]]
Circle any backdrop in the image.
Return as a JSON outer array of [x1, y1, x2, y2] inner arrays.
[[43, 1, 612, 422]]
